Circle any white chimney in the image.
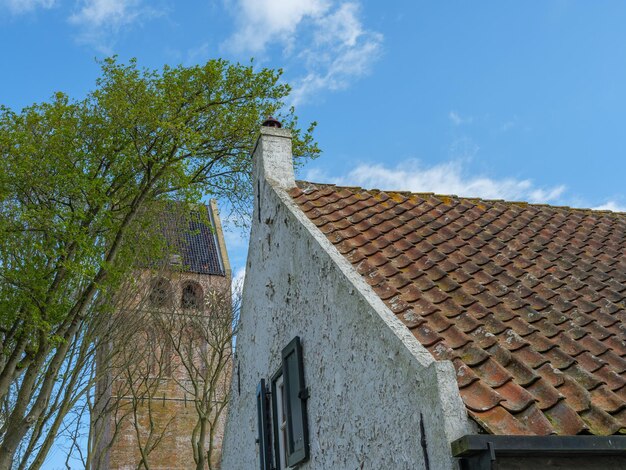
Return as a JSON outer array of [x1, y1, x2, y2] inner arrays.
[[252, 118, 295, 190]]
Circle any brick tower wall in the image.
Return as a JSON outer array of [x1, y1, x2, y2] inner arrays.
[[98, 271, 231, 470]]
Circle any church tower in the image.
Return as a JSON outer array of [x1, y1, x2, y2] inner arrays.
[[94, 200, 231, 470]]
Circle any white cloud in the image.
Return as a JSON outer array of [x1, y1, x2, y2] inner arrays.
[[592, 201, 626, 212], [449, 110, 473, 126], [3, 0, 55, 14], [225, 0, 329, 54], [527, 186, 566, 202], [69, 0, 161, 52], [70, 0, 138, 27], [224, 1, 383, 105], [291, 3, 383, 104], [312, 1, 361, 47], [304, 160, 567, 204]]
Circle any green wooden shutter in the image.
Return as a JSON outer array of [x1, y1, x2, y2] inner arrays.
[[282, 336, 310, 466], [256, 379, 272, 470]]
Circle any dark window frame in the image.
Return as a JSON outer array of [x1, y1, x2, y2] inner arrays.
[[271, 369, 287, 470]]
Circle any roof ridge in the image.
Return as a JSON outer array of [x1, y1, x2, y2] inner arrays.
[[295, 180, 626, 216]]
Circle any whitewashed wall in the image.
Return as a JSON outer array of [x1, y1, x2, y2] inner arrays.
[[221, 127, 471, 469]]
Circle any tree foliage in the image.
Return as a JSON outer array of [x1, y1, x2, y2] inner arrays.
[[0, 57, 318, 468]]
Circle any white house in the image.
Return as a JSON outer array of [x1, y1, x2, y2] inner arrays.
[[221, 123, 626, 469]]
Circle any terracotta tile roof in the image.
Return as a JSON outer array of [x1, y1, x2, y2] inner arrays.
[[289, 182, 626, 436]]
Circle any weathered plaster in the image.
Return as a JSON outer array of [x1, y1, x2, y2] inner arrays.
[[221, 128, 472, 469]]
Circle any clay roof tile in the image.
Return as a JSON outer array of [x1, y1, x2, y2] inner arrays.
[[291, 182, 626, 436]]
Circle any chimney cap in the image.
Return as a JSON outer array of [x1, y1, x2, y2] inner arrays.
[[262, 116, 282, 128]]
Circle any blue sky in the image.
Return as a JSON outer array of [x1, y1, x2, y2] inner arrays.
[[2, 1, 626, 463]]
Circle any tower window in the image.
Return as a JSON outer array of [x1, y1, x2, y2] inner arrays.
[[181, 282, 203, 310], [149, 278, 172, 308]]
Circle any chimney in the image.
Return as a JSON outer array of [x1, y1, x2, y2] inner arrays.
[[253, 117, 295, 190]]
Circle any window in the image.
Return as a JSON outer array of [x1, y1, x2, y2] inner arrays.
[[257, 337, 309, 470], [271, 372, 288, 469], [149, 278, 172, 308], [181, 282, 203, 310]]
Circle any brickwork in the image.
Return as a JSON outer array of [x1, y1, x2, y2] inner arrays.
[[97, 269, 231, 470]]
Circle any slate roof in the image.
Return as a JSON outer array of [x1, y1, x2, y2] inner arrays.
[[160, 204, 225, 276], [289, 182, 626, 436]]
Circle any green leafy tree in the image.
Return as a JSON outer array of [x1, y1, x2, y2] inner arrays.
[[0, 57, 318, 469]]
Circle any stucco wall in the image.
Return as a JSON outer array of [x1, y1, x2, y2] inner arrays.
[[221, 128, 471, 469]]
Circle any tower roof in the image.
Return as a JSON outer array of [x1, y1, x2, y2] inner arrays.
[[160, 201, 228, 276]]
